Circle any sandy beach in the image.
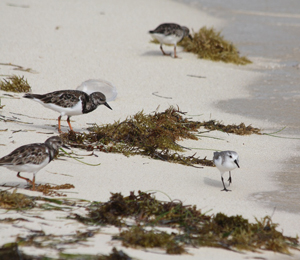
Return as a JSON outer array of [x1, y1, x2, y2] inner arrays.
[[0, 0, 299, 259]]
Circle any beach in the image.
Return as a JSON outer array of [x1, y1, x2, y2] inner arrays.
[[0, 0, 299, 259]]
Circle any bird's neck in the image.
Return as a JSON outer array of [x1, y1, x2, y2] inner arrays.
[[82, 99, 98, 114]]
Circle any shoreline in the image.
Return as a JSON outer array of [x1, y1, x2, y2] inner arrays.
[[0, 0, 299, 259]]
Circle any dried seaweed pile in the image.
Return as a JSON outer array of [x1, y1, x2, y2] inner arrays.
[[0, 75, 31, 93], [35, 183, 75, 197], [202, 120, 261, 135], [0, 243, 132, 260], [64, 107, 213, 166], [0, 189, 35, 209], [72, 191, 299, 254], [179, 27, 252, 65], [63, 107, 260, 166]]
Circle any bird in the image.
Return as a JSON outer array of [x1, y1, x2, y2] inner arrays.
[[0, 136, 64, 191], [213, 151, 240, 192], [24, 90, 112, 133], [149, 23, 192, 58]]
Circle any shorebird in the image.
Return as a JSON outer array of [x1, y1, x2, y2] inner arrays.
[[149, 23, 192, 58], [24, 90, 112, 133], [213, 151, 240, 192], [0, 136, 64, 190]]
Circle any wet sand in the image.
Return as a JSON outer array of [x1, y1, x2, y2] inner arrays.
[[180, 0, 300, 213]]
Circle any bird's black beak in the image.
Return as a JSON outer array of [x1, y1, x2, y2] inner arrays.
[[105, 102, 112, 110], [188, 34, 193, 41], [234, 160, 240, 168]]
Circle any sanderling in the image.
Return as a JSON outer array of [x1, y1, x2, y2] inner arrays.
[[0, 136, 64, 191], [213, 151, 240, 192], [24, 90, 112, 133], [149, 23, 192, 58]]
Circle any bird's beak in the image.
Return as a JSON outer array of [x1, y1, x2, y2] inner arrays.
[[188, 34, 193, 41], [105, 102, 112, 110], [234, 160, 240, 168]]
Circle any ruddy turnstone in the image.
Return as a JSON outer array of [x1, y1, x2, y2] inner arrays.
[[24, 90, 112, 133], [0, 136, 64, 191], [213, 151, 240, 192], [149, 23, 192, 58]]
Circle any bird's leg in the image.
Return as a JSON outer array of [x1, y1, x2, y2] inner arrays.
[[58, 116, 62, 133], [228, 171, 232, 185], [17, 172, 33, 184], [173, 45, 178, 58], [31, 174, 36, 191], [67, 116, 74, 132], [221, 177, 231, 192], [160, 44, 171, 56]]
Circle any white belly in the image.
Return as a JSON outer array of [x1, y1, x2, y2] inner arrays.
[[5, 158, 50, 173], [151, 33, 181, 45], [34, 99, 83, 117]]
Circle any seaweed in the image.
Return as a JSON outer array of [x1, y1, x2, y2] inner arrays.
[[0, 75, 31, 93], [114, 226, 185, 254], [16, 230, 97, 250], [0, 189, 35, 209], [59, 247, 133, 260], [72, 191, 299, 254], [201, 120, 261, 135], [62, 106, 260, 167], [35, 183, 75, 197], [179, 27, 252, 65], [0, 244, 133, 260]]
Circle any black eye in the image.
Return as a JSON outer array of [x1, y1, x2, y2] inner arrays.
[[229, 155, 232, 158]]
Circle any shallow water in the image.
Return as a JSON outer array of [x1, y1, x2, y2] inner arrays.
[[179, 0, 300, 213]]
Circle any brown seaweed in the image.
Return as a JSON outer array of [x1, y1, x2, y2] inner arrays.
[[62, 107, 260, 167], [179, 27, 252, 65], [0, 75, 31, 93], [72, 191, 299, 255], [0, 189, 35, 209]]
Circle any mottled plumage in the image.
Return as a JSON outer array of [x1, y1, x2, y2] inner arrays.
[[0, 136, 63, 190], [24, 90, 112, 133], [213, 151, 240, 192], [149, 23, 192, 58]]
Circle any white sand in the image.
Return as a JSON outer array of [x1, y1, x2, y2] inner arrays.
[[0, 0, 299, 259]]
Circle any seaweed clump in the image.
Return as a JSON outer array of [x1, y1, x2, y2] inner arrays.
[[72, 191, 299, 255], [63, 106, 260, 166], [179, 27, 252, 65], [116, 226, 185, 254], [201, 120, 261, 135], [63, 106, 213, 167], [0, 189, 35, 209], [0, 75, 31, 93], [35, 183, 75, 197]]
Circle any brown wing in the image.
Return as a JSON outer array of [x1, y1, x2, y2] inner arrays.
[[0, 144, 50, 166]]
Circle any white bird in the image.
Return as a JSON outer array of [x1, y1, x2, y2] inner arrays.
[[213, 151, 240, 192]]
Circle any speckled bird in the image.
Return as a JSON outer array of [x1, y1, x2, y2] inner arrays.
[[0, 136, 64, 190], [149, 23, 192, 58], [24, 90, 112, 133]]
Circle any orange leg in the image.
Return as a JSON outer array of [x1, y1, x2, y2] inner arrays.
[[17, 172, 36, 191], [58, 116, 62, 133], [173, 45, 179, 58], [160, 44, 171, 56], [32, 174, 36, 191], [17, 172, 32, 184], [67, 116, 74, 132]]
